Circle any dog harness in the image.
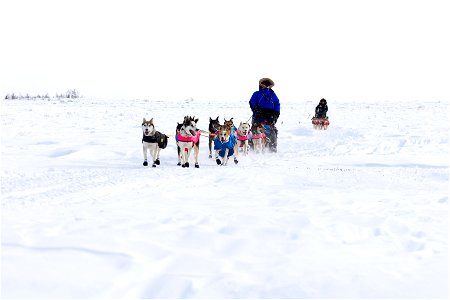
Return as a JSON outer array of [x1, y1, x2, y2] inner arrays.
[[142, 135, 158, 143], [177, 130, 200, 144], [252, 133, 266, 139], [236, 132, 249, 141]]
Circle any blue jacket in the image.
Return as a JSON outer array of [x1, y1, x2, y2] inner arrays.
[[214, 135, 236, 157], [249, 88, 280, 113]]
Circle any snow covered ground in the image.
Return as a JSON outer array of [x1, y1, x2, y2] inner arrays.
[[1, 97, 448, 298]]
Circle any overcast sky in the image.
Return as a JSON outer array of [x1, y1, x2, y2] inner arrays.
[[1, 0, 449, 102]]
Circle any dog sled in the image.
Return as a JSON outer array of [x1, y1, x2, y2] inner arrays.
[[312, 116, 329, 130]]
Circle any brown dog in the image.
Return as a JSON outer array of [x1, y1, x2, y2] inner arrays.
[[214, 124, 238, 166], [250, 122, 266, 154], [223, 118, 235, 132]]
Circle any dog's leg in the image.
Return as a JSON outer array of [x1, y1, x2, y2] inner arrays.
[[254, 139, 261, 154], [215, 150, 222, 165], [232, 144, 238, 164], [181, 147, 186, 167], [181, 144, 189, 168], [143, 142, 149, 166], [183, 145, 191, 168], [244, 140, 249, 156], [222, 148, 229, 166], [208, 136, 213, 158], [181, 146, 186, 167], [177, 144, 182, 166], [194, 142, 200, 168], [177, 142, 185, 166], [150, 145, 158, 167], [154, 146, 161, 165]]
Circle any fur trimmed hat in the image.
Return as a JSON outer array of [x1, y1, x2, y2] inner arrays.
[[259, 78, 275, 89]]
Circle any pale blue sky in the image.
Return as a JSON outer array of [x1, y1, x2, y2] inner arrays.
[[1, 0, 449, 102]]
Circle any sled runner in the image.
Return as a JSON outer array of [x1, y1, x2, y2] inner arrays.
[[312, 117, 330, 130]]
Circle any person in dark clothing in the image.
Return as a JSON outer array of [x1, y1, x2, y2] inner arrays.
[[248, 78, 280, 152], [249, 78, 280, 124], [315, 98, 328, 118]]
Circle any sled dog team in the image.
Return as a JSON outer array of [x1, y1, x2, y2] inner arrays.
[[142, 77, 329, 167], [142, 116, 268, 168]]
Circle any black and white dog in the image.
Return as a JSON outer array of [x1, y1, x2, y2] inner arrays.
[[142, 118, 162, 167], [176, 116, 200, 168]]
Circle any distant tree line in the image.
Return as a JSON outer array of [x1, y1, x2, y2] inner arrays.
[[4, 89, 81, 100]]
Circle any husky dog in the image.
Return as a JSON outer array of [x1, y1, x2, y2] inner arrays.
[[142, 118, 161, 167], [208, 116, 222, 158], [236, 121, 251, 156], [214, 124, 238, 166], [176, 116, 200, 168], [250, 122, 266, 154]]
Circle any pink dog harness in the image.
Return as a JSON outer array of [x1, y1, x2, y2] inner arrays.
[[237, 132, 249, 141], [252, 133, 266, 139], [177, 130, 200, 144]]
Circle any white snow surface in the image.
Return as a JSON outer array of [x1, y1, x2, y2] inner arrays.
[[1, 97, 448, 298]]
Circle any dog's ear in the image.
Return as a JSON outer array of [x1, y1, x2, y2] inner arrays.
[[149, 118, 153, 124], [194, 118, 199, 124], [215, 116, 219, 121], [240, 121, 243, 125], [209, 117, 212, 121], [142, 118, 146, 124]]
